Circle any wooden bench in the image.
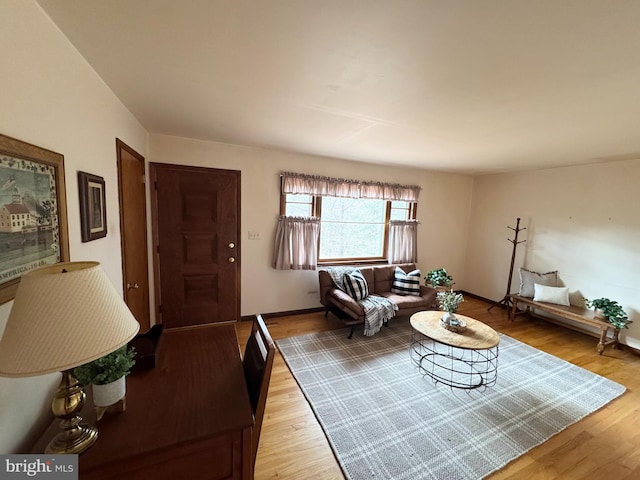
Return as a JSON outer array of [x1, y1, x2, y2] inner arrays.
[[508, 294, 630, 354]]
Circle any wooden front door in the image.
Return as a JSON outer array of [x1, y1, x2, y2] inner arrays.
[[116, 139, 150, 332], [151, 163, 240, 328]]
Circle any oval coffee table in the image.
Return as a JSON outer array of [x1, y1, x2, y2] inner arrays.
[[410, 311, 500, 390]]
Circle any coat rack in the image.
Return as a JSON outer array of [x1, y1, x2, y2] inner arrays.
[[488, 217, 526, 311]]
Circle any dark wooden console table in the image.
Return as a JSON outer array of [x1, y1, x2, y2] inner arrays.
[[33, 324, 254, 479]]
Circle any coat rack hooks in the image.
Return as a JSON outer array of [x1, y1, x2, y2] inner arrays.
[[488, 217, 526, 311]]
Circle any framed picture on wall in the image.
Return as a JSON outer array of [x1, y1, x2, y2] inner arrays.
[[0, 134, 70, 304], [78, 171, 107, 242]]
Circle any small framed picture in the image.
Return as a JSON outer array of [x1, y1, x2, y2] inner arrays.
[[78, 171, 107, 242]]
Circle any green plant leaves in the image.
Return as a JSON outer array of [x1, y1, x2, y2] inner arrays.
[[73, 345, 136, 385]]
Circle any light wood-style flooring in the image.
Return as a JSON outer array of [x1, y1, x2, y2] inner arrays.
[[236, 297, 640, 480]]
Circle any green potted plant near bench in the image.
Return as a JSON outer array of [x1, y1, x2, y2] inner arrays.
[[424, 268, 454, 291], [74, 345, 136, 407], [584, 297, 629, 329]]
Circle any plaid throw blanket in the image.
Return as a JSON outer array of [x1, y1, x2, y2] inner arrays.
[[324, 267, 398, 336]]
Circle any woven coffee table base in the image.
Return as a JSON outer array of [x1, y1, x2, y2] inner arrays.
[[411, 328, 498, 390], [410, 311, 500, 390]]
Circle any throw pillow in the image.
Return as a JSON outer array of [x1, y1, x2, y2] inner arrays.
[[391, 267, 421, 296], [518, 268, 558, 298], [343, 269, 369, 301], [533, 283, 570, 306]]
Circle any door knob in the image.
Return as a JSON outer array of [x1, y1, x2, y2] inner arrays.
[[228, 257, 235, 263], [127, 283, 139, 290], [228, 242, 235, 249]]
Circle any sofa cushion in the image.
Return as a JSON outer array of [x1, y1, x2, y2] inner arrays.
[[359, 267, 375, 293], [391, 267, 421, 296], [379, 292, 431, 309], [343, 269, 368, 301], [372, 263, 415, 293], [325, 289, 365, 318]]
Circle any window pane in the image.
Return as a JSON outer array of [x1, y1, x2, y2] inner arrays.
[[390, 200, 412, 221], [390, 208, 408, 221], [286, 193, 312, 203], [285, 193, 313, 216], [320, 222, 385, 258], [319, 197, 386, 259], [286, 203, 312, 216]]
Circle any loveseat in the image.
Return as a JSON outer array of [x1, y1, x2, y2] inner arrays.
[[319, 263, 438, 336]]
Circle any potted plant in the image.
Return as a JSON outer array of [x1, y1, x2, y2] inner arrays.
[[74, 345, 136, 407], [424, 268, 454, 290], [584, 297, 629, 329], [437, 289, 465, 331]]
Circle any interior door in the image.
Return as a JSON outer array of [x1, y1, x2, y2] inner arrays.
[[116, 139, 150, 332], [150, 163, 240, 328]]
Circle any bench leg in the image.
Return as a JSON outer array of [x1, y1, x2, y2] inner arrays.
[[509, 299, 518, 321], [597, 328, 609, 355], [612, 328, 621, 349]]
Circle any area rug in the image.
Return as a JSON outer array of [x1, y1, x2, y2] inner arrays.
[[276, 321, 626, 480]]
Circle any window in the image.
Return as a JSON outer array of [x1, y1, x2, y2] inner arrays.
[[282, 193, 416, 262], [281, 194, 314, 217]]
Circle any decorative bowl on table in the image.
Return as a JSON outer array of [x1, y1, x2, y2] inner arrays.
[[440, 314, 466, 333]]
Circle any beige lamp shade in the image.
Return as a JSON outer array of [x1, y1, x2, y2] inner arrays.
[[0, 261, 140, 377]]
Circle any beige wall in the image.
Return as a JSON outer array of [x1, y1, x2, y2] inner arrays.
[[0, 0, 147, 453], [149, 134, 474, 316], [465, 159, 640, 348]]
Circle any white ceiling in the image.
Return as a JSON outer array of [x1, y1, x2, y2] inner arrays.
[[36, 0, 640, 174]]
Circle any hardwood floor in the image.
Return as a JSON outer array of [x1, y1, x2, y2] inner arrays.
[[236, 298, 640, 480]]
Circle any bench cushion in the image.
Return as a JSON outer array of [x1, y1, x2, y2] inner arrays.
[[533, 284, 570, 306], [518, 268, 558, 297]]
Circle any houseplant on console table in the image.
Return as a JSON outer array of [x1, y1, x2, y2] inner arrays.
[[74, 345, 136, 408]]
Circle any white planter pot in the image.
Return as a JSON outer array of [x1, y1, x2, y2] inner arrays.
[[442, 311, 456, 324], [92, 377, 126, 407]]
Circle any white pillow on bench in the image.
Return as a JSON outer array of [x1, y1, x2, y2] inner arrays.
[[533, 283, 570, 306]]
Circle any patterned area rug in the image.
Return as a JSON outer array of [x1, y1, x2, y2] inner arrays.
[[276, 320, 625, 480]]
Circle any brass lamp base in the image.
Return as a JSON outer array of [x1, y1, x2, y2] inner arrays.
[[45, 424, 98, 454], [45, 369, 98, 454]]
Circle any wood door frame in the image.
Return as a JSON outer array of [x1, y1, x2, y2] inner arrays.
[[149, 162, 241, 325], [116, 138, 150, 331]]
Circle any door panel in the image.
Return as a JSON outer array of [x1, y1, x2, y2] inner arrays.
[[116, 139, 150, 332], [151, 163, 240, 328]]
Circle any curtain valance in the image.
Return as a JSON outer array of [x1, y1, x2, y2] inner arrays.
[[281, 172, 420, 202]]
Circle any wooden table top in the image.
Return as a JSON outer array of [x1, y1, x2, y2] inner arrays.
[[32, 323, 254, 470], [410, 311, 500, 350]]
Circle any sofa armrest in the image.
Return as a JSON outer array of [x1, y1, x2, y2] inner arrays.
[[326, 288, 365, 319], [420, 284, 436, 296], [419, 285, 438, 308]]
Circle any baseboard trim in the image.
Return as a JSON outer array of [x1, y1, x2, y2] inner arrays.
[[240, 307, 324, 322], [240, 296, 640, 357], [458, 290, 501, 306]]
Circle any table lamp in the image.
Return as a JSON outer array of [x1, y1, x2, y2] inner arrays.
[[0, 261, 140, 454]]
